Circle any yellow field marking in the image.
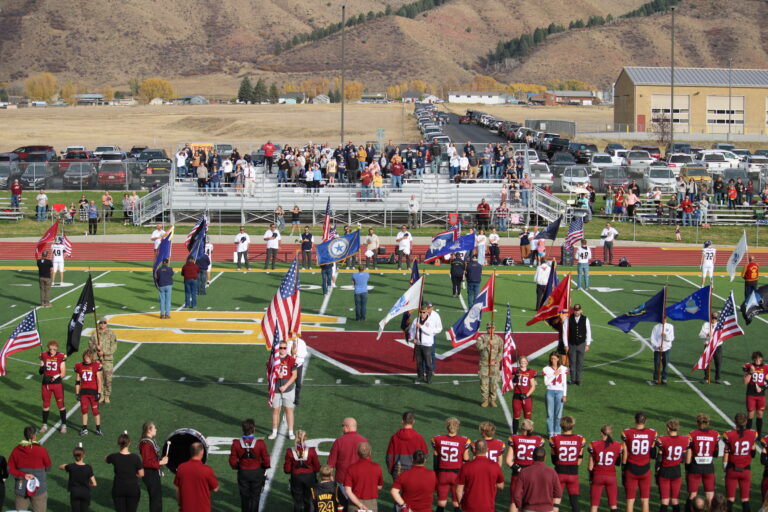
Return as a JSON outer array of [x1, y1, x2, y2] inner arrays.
[[102, 311, 345, 344]]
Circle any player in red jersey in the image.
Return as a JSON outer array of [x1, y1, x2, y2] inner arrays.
[[39, 339, 67, 434], [744, 351, 768, 438], [74, 349, 103, 436], [622, 412, 657, 512], [512, 356, 537, 434], [588, 424, 623, 512], [476, 421, 505, 468], [432, 416, 471, 512], [550, 416, 585, 512], [655, 419, 689, 512], [505, 419, 545, 512], [723, 413, 758, 512], [686, 413, 719, 505]]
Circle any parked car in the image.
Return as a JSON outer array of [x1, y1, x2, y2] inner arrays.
[[595, 166, 630, 192], [61, 145, 86, 156], [739, 155, 768, 174], [97, 162, 128, 188], [133, 149, 170, 173], [93, 145, 121, 157], [549, 151, 577, 176], [631, 145, 661, 161], [607, 149, 628, 165], [99, 151, 131, 165], [622, 150, 654, 169], [680, 165, 712, 186], [711, 143, 736, 151], [138, 159, 172, 189], [561, 165, 591, 192], [589, 153, 615, 174], [19, 163, 54, 189], [664, 142, 692, 156], [547, 138, 570, 157], [604, 143, 625, 153], [529, 162, 554, 188], [731, 149, 751, 160], [62, 163, 98, 189], [754, 149, 768, 157], [128, 146, 149, 159], [57, 150, 98, 173], [665, 153, 694, 172], [568, 142, 597, 164], [643, 165, 676, 193], [694, 152, 730, 174], [0, 163, 22, 189], [12, 145, 57, 162], [0, 152, 20, 163], [537, 133, 560, 151], [458, 116, 470, 124]]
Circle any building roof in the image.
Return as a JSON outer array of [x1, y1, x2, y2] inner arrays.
[[623, 66, 768, 88], [549, 90, 597, 97], [448, 91, 500, 96], [75, 93, 104, 99]]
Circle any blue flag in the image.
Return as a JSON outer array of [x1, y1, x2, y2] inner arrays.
[[533, 216, 562, 241], [666, 286, 711, 321], [152, 228, 174, 287], [424, 230, 458, 263], [186, 215, 208, 261], [448, 275, 495, 346], [316, 229, 361, 265], [607, 288, 666, 333]]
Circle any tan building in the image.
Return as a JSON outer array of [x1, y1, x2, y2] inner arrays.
[[614, 66, 768, 135]]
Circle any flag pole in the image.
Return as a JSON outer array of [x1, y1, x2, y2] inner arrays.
[[488, 272, 497, 382], [658, 284, 668, 385], [706, 285, 713, 384]]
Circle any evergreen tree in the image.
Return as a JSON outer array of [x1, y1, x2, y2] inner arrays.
[[252, 79, 268, 103], [0, 87, 8, 102], [274, 41, 282, 55], [269, 83, 279, 104], [238, 77, 253, 103]]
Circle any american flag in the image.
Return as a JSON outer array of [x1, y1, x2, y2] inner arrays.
[[693, 291, 744, 371], [266, 327, 281, 407], [185, 215, 207, 249], [322, 198, 336, 241], [501, 304, 517, 394], [564, 216, 584, 250], [62, 231, 73, 256], [0, 311, 41, 376], [261, 257, 301, 350]]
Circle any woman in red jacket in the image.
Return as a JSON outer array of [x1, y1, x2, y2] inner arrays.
[[283, 429, 320, 512], [138, 422, 168, 512]]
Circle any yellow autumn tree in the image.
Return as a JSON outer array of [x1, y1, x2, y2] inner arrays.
[[299, 78, 329, 98], [508, 83, 546, 94], [138, 78, 174, 103], [386, 85, 402, 99], [60, 82, 78, 105], [101, 85, 115, 102], [281, 81, 299, 93], [344, 81, 363, 101], [24, 72, 58, 102]]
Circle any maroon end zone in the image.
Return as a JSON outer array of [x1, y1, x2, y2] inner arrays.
[[303, 331, 559, 375]]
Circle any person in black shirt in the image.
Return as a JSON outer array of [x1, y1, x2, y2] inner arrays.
[[105, 433, 144, 512], [450, 253, 465, 298], [59, 445, 97, 512], [0, 453, 7, 510], [37, 250, 53, 307], [312, 465, 347, 512], [300, 226, 314, 270]]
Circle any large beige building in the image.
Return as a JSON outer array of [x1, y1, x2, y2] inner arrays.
[[614, 66, 768, 135]]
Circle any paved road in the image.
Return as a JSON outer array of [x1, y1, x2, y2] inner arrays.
[[440, 113, 508, 145]]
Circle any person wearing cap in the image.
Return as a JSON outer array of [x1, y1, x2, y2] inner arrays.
[[565, 304, 592, 385], [465, 254, 483, 305], [408, 302, 443, 384], [88, 317, 118, 403], [743, 255, 760, 300], [8, 425, 52, 512], [700, 240, 716, 288], [234, 226, 251, 271], [698, 312, 721, 383], [476, 323, 503, 407], [395, 225, 412, 271], [575, 239, 591, 291]]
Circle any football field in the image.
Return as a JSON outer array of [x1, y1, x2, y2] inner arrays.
[[0, 261, 765, 511]]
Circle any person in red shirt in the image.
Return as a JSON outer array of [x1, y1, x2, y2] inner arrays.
[[723, 413, 758, 511], [742, 256, 760, 301], [328, 417, 368, 486], [174, 442, 218, 512], [139, 421, 169, 512], [476, 421, 505, 467], [181, 258, 200, 309], [9, 426, 52, 512], [74, 349, 103, 436], [284, 429, 320, 512], [456, 439, 504, 512], [513, 446, 562, 512], [386, 412, 428, 479], [10, 178, 22, 210], [744, 351, 768, 438], [512, 356, 537, 434], [432, 416, 471, 511], [550, 416, 585, 512], [263, 141, 276, 173], [588, 424, 623, 512], [506, 418, 545, 511], [622, 412, 657, 512], [344, 442, 383, 511], [686, 413, 719, 504], [476, 198, 491, 230], [269, 342, 298, 440], [391, 449, 438, 512], [39, 339, 67, 434], [655, 419, 689, 512], [229, 418, 270, 512]]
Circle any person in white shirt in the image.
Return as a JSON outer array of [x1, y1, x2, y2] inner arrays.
[[575, 239, 592, 290], [204, 237, 214, 284], [263, 223, 281, 270], [488, 227, 501, 266], [221, 158, 233, 186], [35, 190, 48, 222], [698, 312, 721, 383], [364, 228, 380, 270], [150, 224, 166, 254], [395, 225, 412, 271], [408, 302, 443, 384], [600, 222, 619, 264], [50, 236, 67, 286], [564, 304, 592, 386], [175, 150, 188, 178], [475, 229, 488, 266], [244, 162, 257, 197], [650, 322, 675, 384], [408, 195, 420, 228], [533, 260, 552, 308], [459, 155, 470, 178], [542, 351, 568, 437], [700, 240, 716, 288], [234, 226, 250, 271], [286, 331, 309, 406]]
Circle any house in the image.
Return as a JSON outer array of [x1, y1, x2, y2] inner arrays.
[[448, 91, 505, 104], [312, 94, 331, 104], [173, 95, 209, 105], [74, 93, 104, 106], [361, 92, 387, 102], [278, 92, 305, 104], [401, 92, 440, 103], [530, 90, 599, 106], [148, 97, 165, 105]]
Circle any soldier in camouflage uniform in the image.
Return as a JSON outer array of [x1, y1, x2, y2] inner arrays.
[[88, 317, 117, 403], [476, 322, 503, 408]]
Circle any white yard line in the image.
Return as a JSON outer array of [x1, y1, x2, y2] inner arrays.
[[676, 275, 768, 326], [582, 289, 734, 428], [496, 385, 515, 434], [459, 293, 468, 312], [319, 283, 335, 315]]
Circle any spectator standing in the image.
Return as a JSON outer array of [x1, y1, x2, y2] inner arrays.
[[372, 169, 383, 199], [196, 251, 210, 296], [513, 446, 562, 512], [274, 206, 285, 232], [650, 322, 675, 384], [181, 258, 199, 309], [312, 466, 347, 511], [743, 255, 760, 300], [386, 412, 428, 480], [150, 224, 165, 255], [365, 228, 380, 269], [495, 201, 509, 232], [450, 253, 465, 298], [299, 226, 314, 270], [139, 422, 168, 512], [575, 239, 592, 290], [263, 223, 281, 270], [520, 227, 531, 264], [391, 449, 437, 512], [263, 141, 276, 173], [543, 352, 569, 437], [395, 225, 412, 271], [9, 426, 52, 512], [122, 194, 132, 225], [101, 190, 114, 219], [456, 439, 504, 512], [285, 331, 308, 406], [176, 149, 188, 177], [278, 155, 291, 186], [105, 433, 144, 512], [229, 418, 270, 512], [87, 201, 98, 235], [244, 161, 257, 197], [352, 265, 370, 321], [289, 206, 303, 236], [408, 194, 420, 227], [175, 443, 218, 512], [328, 418, 368, 486], [476, 198, 491, 230], [344, 442, 383, 512], [408, 303, 443, 384], [35, 188, 48, 222], [59, 444, 97, 512], [391, 159, 404, 190], [600, 223, 619, 265], [10, 179, 22, 210], [37, 250, 53, 307], [476, 229, 488, 266], [488, 227, 501, 266], [284, 429, 319, 512], [234, 226, 251, 271], [465, 255, 483, 304], [566, 304, 592, 386]]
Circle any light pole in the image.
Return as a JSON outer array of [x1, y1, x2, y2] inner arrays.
[[340, 4, 346, 145], [727, 58, 732, 142], [670, 5, 676, 149]]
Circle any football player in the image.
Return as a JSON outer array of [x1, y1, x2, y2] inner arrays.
[[39, 339, 67, 434], [700, 240, 716, 288], [723, 413, 758, 512], [74, 349, 103, 436], [550, 416, 585, 512], [655, 419, 688, 512], [476, 421, 505, 468], [588, 424, 623, 512], [506, 419, 545, 512], [432, 417, 471, 512], [512, 356, 537, 435], [622, 413, 658, 512], [686, 413, 719, 505], [51, 236, 67, 286], [743, 351, 768, 438]]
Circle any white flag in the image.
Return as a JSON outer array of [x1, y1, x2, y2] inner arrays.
[[377, 277, 423, 339], [727, 231, 748, 282]]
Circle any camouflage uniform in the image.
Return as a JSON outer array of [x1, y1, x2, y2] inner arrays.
[[476, 332, 503, 407], [89, 326, 117, 402]]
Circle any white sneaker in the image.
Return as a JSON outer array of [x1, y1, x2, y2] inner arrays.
[[39, 424, 49, 433], [60, 425, 67, 434], [288, 432, 296, 440], [268, 432, 278, 440]]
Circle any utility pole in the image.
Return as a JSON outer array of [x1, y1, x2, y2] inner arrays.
[[670, 6, 676, 149], [340, 4, 346, 145]]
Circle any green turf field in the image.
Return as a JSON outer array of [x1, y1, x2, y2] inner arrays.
[[0, 262, 765, 511]]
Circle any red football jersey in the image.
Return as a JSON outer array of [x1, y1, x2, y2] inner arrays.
[[432, 434, 471, 471], [656, 435, 689, 468], [622, 427, 658, 466], [508, 434, 545, 467], [743, 363, 768, 395], [40, 351, 66, 379], [589, 440, 622, 474], [688, 429, 720, 463], [723, 429, 758, 468], [550, 434, 585, 466], [513, 369, 537, 395], [74, 361, 102, 391], [484, 439, 505, 464], [275, 355, 297, 384]]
